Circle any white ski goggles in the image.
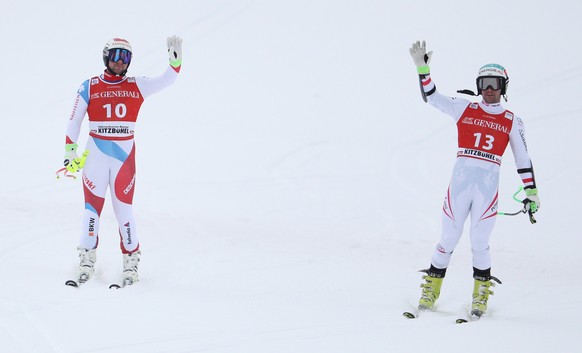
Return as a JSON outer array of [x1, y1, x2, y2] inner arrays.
[[477, 77, 503, 91]]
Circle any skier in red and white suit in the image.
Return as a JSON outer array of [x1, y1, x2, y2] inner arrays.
[[63, 36, 183, 284], [408, 41, 540, 316]]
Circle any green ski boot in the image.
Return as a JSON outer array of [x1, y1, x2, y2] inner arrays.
[[471, 275, 502, 317], [418, 269, 445, 311]]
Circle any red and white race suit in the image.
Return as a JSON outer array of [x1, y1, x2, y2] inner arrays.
[[421, 74, 536, 270], [65, 66, 179, 253]]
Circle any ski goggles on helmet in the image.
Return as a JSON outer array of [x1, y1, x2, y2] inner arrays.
[[477, 76, 503, 91], [107, 48, 132, 64]]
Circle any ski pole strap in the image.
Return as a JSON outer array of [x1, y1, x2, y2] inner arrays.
[[56, 167, 77, 179], [512, 186, 525, 203], [499, 186, 526, 216]]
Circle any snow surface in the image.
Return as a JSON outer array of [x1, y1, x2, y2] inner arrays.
[[1, 0, 581, 352]]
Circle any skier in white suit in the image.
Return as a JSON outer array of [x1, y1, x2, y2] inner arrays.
[[408, 40, 540, 317], [62, 36, 183, 285]]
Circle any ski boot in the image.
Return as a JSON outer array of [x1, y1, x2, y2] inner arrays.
[[418, 267, 445, 311], [471, 269, 502, 317], [77, 246, 96, 283], [122, 250, 141, 286]]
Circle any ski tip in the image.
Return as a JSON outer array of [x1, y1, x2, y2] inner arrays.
[[65, 280, 79, 287], [109, 284, 121, 289], [403, 311, 416, 319], [455, 318, 468, 324]]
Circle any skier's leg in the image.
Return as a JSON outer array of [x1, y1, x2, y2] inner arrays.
[[79, 137, 109, 250], [109, 140, 140, 283], [109, 140, 139, 254], [419, 175, 471, 310], [469, 215, 496, 270], [469, 169, 500, 271], [468, 169, 501, 316], [430, 182, 472, 269], [76, 137, 109, 280]]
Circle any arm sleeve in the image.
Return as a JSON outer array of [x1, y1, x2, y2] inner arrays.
[[135, 66, 179, 99], [422, 74, 471, 121], [65, 80, 90, 144], [509, 116, 537, 189]]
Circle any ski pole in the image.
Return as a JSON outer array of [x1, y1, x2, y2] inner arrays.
[[498, 209, 525, 216]]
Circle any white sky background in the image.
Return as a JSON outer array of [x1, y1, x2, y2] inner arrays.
[[1, 1, 581, 352]]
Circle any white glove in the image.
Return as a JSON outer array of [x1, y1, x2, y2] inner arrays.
[[409, 40, 432, 74], [167, 35, 183, 69]]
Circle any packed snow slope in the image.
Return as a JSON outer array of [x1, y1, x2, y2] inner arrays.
[[1, 1, 581, 352]]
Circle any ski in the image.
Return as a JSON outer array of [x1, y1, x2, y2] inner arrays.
[[456, 309, 483, 324], [404, 307, 487, 323], [403, 311, 417, 319], [65, 279, 80, 287], [65, 273, 91, 287], [456, 315, 481, 324], [109, 277, 136, 289], [403, 306, 431, 319], [67, 281, 132, 289], [404, 311, 482, 323]]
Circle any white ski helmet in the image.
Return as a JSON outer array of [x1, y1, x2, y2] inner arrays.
[[476, 63, 509, 95], [102, 38, 133, 75]]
